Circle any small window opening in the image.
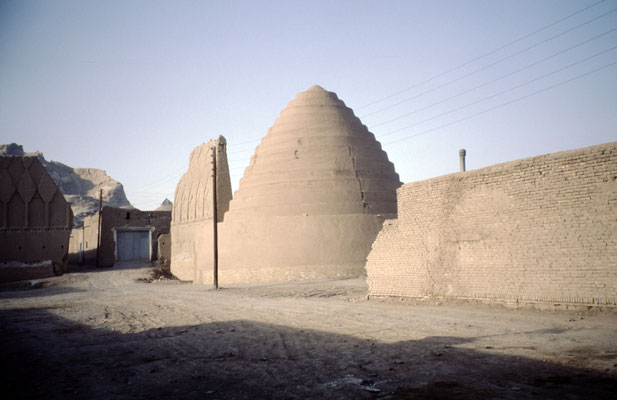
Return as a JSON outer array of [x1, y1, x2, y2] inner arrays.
[[126, 212, 131, 220]]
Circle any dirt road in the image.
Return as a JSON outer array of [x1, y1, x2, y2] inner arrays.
[[1, 263, 616, 399]]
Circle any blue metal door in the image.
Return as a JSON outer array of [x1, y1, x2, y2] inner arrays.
[[117, 231, 150, 261]]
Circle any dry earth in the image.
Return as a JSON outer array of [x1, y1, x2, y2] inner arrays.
[[1, 263, 616, 399]]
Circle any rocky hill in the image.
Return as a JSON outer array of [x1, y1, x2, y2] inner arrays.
[[0, 143, 132, 226]]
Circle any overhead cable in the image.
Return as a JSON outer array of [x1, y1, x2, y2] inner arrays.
[[382, 59, 617, 146], [371, 26, 617, 129], [356, 0, 608, 110], [361, 5, 617, 119], [378, 45, 617, 138]]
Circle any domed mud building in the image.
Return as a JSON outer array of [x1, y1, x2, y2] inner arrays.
[[171, 85, 401, 284]]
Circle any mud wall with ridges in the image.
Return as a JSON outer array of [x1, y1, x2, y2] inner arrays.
[[170, 137, 232, 280], [172, 137, 232, 225]]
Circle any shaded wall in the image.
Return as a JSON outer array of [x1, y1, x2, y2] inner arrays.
[[69, 206, 171, 267], [366, 142, 617, 306], [0, 156, 73, 282]]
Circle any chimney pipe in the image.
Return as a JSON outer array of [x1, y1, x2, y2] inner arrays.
[[459, 149, 466, 172]]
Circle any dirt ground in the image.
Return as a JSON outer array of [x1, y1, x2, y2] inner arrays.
[[1, 262, 616, 399]]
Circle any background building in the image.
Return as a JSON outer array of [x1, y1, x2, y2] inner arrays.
[[69, 206, 170, 267]]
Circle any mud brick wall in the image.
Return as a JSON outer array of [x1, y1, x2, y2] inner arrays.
[[366, 142, 617, 306]]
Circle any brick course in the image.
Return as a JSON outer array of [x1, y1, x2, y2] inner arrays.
[[366, 142, 617, 306]]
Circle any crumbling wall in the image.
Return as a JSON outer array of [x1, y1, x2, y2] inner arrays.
[[366, 142, 617, 306], [0, 156, 73, 282], [170, 137, 232, 281]]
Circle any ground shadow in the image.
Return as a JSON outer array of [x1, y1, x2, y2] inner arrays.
[[1, 308, 615, 399], [0, 280, 86, 299], [67, 260, 164, 274], [0, 286, 86, 299]]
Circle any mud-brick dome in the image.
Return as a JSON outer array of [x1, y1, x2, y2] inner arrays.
[[225, 85, 401, 220]]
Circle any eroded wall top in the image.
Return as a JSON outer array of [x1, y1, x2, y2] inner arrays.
[[172, 136, 232, 224]]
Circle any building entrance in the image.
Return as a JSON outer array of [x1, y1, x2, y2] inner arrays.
[[116, 230, 150, 261]]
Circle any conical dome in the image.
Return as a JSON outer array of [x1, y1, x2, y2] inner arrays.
[[170, 86, 402, 285], [226, 85, 400, 220]]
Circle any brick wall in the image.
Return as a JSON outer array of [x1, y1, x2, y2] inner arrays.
[[366, 142, 617, 306]]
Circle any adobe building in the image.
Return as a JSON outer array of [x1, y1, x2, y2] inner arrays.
[[0, 156, 73, 282], [69, 206, 171, 267], [366, 141, 617, 307], [171, 85, 401, 284]]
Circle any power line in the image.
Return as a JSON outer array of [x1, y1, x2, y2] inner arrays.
[[131, 189, 174, 195], [172, 3, 611, 162], [382, 59, 617, 146], [371, 26, 617, 129], [378, 44, 617, 138], [188, 48, 617, 176], [211, 44, 617, 171], [202, 5, 617, 173], [231, 137, 261, 146], [227, 156, 253, 164], [227, 146, 257, 155], [129, 192, 175, 199], [130, 164, 187, 192], [227, 137, 261, 148], [356, 0, 608, 110], [361, 5, 617, 119]]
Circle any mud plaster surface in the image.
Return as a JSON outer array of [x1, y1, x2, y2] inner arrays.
[[1, 262, 616, 399]]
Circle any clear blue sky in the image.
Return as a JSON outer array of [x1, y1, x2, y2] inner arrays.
[[1, 0, 616, 210]]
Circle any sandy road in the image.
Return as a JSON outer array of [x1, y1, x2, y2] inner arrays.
[[1, 262, 616, 399]]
